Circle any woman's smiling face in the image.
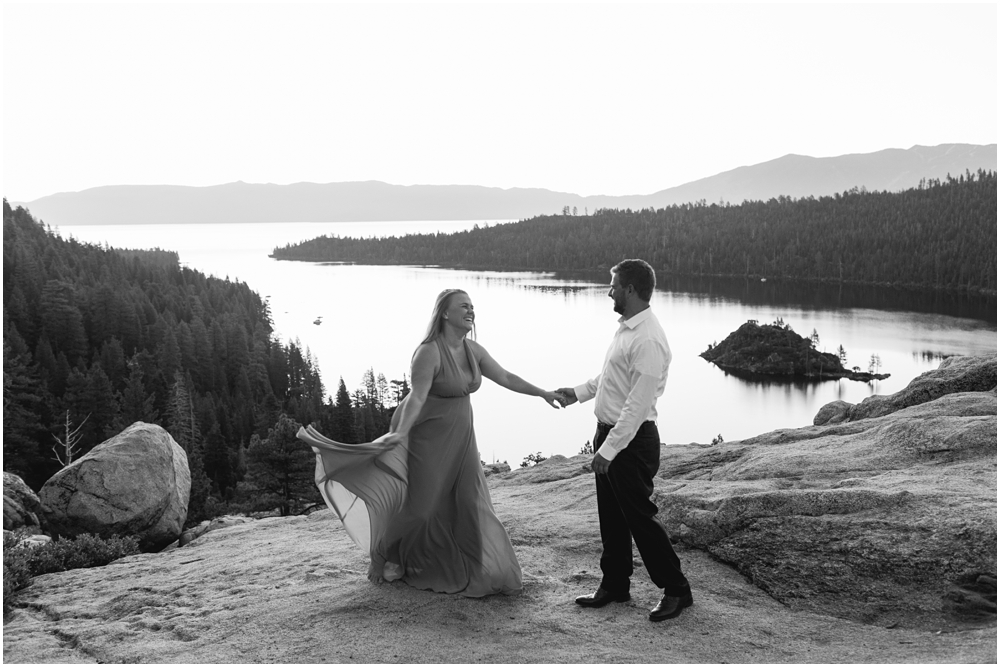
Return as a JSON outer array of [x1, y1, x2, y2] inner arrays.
[[445, 292, 475, 332]]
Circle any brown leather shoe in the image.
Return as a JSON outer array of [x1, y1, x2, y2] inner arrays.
[[575, 587, 631, 608], [648, 591, 693, 621]]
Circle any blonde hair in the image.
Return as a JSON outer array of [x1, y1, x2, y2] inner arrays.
[[421, 289, 475, 344]]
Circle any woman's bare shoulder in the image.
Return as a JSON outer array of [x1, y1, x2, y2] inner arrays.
[[412, 340, 442, 365]]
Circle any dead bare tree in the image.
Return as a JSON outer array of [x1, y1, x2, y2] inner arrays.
[[52, 410, 90, 468]]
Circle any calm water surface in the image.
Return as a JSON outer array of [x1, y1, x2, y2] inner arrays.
[[62, 221, 998, 466]]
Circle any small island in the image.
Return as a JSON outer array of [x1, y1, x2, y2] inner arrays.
[[701, 319, 890, 382]]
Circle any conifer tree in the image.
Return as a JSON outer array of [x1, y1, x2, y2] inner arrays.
[[33, 335, 57, 390], [86, 364, 120, 442], [164, 372, 212, 521], [116, 357, 159, 428], [244, 413, 319, 516], [165, 371, 199, 453], [329, 377, 357, 443], [186, 438, 213, 523], [254, 391, 282, 439], [3, 335, 48, 485], [203, 422, 234, 494], [352, 387, 375, 443], [40, 280, 88, 364], [157, 326, 181, 382], [233, 441, 248, 482], [389, 376, 410, 405], [99, 337, 128, 391], [52, 352, 72, 398]]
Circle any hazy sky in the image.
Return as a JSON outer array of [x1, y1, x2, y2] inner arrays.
[[3, 2, 997, 202]]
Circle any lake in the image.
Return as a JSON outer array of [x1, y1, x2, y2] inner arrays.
[[61, 221, 998, 466]]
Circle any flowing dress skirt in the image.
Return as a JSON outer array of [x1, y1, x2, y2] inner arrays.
[[297, 392, 521, 597]]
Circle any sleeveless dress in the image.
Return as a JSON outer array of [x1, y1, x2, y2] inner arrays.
[[296, 337, 522, 597]]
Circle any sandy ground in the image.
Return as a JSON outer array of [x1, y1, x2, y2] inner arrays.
[[3, 461, 996, 664]]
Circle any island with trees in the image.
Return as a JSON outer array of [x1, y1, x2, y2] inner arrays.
[[700, 319, 890, 382]]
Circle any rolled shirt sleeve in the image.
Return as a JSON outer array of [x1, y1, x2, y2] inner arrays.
[[573, 376, 599, 404]]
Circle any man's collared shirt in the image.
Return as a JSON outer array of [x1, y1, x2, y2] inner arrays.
[[573, 307, 671, 461]]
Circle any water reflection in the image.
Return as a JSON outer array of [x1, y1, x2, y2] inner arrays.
[[552, 271, 997, 324], [716, 370, 847, 387], [913, 350, 951, 364], [520, 284, 603, 296]]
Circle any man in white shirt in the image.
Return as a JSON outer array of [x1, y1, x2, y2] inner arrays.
[[557, 259, 692, 622]]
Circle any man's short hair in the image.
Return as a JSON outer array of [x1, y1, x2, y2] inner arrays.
[[612, 259, 656, 301]]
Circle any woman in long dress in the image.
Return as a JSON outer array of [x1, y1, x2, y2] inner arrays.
[[297, 289, 563, 597]]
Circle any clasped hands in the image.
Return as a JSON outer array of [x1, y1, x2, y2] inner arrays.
[[540, 387, 611, 474], [541, 387, 579, 409]]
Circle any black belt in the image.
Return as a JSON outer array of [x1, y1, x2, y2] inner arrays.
[[597, 420, 653, 432]]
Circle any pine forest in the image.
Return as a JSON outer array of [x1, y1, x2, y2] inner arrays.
[[272, 171, 997, 294], [3, 201, 407, 523]]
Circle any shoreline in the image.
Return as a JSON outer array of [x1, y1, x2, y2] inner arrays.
[[267, 256, 998, 298]]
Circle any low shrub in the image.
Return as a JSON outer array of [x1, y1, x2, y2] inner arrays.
[[520, 452, 548, 468], [2, 531, 141, 616], [3, 532, 33, 616], [24, 533, 141, 576]]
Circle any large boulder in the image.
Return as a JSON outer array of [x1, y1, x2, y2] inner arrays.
[[38, 422, 191, 551], [3, 471, 43, 533], [654, 355, 997, 629], [812, 399, 851, 425]]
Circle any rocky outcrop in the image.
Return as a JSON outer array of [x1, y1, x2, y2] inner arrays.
[[38, 422, 191, 552], [167, 515, 254, 549], [5, 431, 996, 664], [482, 461, 512, 477], [3, 472, 42, 533], [9, 509, 996, 664], [845, 354, 996, 421], [654, 354, 997, 628]]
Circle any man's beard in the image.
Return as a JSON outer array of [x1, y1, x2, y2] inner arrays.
[[612, 294, 625, 314]]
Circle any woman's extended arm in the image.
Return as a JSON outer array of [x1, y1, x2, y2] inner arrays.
[[381, 343, 439, 446], [471, 341, 563, 409]]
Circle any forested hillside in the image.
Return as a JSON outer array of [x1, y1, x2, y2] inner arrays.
[[3, 201, 405, 522], [272, 170, 997, 293]]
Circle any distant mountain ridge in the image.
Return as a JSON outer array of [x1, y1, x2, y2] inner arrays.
[[647, 143, 998, 206], [13, 143, 996, 225]]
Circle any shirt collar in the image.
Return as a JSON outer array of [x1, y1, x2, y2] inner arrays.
[[618, 307, 653, 330]]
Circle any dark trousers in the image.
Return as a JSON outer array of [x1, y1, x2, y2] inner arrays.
[[594, 421, 689, 596]]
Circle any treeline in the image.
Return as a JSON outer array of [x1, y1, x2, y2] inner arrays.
[[272, 170, 997, 293], [3, 201, 406, 522]]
